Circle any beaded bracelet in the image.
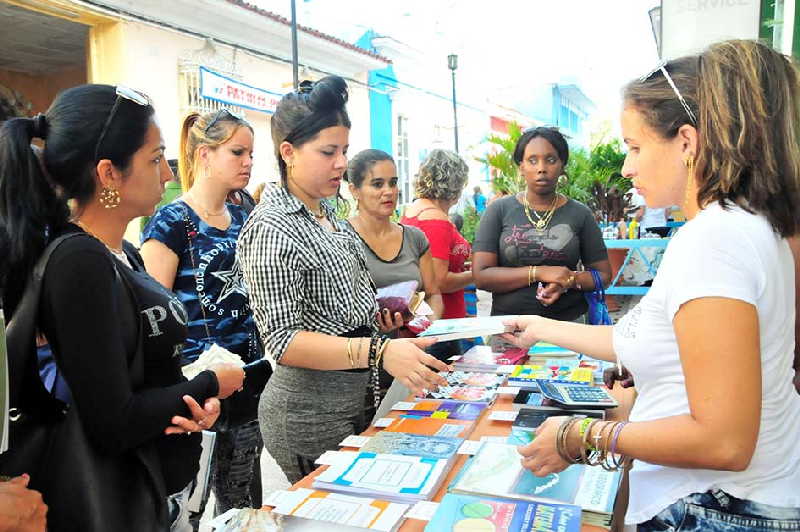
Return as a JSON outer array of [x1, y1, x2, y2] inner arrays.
[[368, 334, 381, 409], [580, 419, 603, 466]]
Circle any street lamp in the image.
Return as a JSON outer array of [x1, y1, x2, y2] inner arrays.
[[448, 54, 459, 153]]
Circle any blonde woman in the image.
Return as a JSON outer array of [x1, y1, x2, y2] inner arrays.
[[141, 109, 263, 523]]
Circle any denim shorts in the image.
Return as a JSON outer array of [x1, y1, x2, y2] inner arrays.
[[638, 489, 800, 531]]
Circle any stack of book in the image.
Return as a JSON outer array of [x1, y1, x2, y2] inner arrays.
[[528, 342, 580, 358], [383, 415, 475, 439], [393, 399, 489, 421], [425, 493, 582, 532], [506, 363, 593, 390], [269, 488, 410, 531], [421, 371, 505, 403], [450, 442, 621, 528]]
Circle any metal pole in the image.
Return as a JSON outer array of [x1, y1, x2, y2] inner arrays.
[[451, 69, 459, 153], [291, 0, 299, 89]]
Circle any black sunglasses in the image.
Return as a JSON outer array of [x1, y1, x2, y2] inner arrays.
[[204, 108, 247, 135], [94, 85, 150, 162]]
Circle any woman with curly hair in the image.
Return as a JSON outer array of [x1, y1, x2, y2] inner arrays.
[[401, 149, 473, 361]]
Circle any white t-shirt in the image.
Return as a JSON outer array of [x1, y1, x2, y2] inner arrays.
[[613, 202, 800, 525], [629, 189, 667, 229]]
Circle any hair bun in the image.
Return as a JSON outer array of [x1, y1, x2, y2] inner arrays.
[[31, 113, 48, 139], [306, 76, 348, 112]]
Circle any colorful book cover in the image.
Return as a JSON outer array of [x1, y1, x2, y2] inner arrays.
[[457, 345, 529, 370], [361, 432, 462, 461], [451, 443, 621, 517], [384, 416, 474, 439], [270, 488, 409, 532], [508, 365, 593, 388], [425, 493, 581, 532], [443, 371, 505, 388], [424, 385, 496, 403], [313, 451, 449, 504], [507, 426, 537, 446], [400, 400, 488, 421]]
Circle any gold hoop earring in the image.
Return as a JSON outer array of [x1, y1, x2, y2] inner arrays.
[[99, 186, 121, 209], [557, 174, 568, 187], [684, 156, 695, 209], [355, 197, 360, 211], [287, 162, 294, 181]]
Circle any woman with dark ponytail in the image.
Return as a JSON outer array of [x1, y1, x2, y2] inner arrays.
[[238, 76, 450, 483], [0, 84, 243, 531]]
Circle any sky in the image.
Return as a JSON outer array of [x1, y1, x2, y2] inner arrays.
[[254, 0, 661, 137]]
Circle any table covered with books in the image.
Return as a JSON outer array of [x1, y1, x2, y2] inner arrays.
[[250, 326, 634, 532]]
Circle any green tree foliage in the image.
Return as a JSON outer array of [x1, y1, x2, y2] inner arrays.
[[476, 122, 525, 195], [564, 139, 631, 222]]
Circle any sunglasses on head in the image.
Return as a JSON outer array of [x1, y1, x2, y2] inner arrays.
[[94, 85, 150, 162], [204, 108, 247, 135], [639, 62, 697, 125]]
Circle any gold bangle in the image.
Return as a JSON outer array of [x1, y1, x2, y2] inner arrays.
[[376, 338, 390, 367], [528, 265, 533, 286], [532, 265, 538, 285], [346, 338, 355, 368], [356, 337, 364, 367]]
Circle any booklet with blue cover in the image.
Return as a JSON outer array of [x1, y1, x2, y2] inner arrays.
[[425, 493, 581, 532], [450, 442, 621, 528]]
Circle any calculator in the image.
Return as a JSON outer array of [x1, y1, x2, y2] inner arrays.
[[535, 379, 619, 409]]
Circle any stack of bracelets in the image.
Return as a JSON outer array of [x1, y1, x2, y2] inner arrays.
[[556, 417, 631, 472], [344, 334, 391, 408]]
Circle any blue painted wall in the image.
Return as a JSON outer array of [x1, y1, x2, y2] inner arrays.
[[356, 30, 396, 154]]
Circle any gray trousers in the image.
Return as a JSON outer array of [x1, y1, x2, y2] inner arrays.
[[259, 365, 369, 484]]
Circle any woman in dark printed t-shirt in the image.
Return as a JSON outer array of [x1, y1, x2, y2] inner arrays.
[[473, 127, 611, 322]]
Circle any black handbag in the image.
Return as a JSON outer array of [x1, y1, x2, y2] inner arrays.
[[0, 233, 168, 531]]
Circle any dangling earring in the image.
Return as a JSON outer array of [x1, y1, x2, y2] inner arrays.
[[557, 174, 568, 188], [287, 161, 294, 182], [684, 156, 695, 209], [99, 186, 121, 209], [355, 197, 360, 211]]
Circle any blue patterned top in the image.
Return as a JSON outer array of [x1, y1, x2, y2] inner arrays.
[[142, 200, 257, 365]]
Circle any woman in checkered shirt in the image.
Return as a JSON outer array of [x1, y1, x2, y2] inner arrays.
[[238, 76, 450, 483]]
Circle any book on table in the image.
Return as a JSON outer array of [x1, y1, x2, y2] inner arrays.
[[417, 316, 517, 342], [450, 442, 621, 528], [312, 451, 451, 504], [425, 493, 582, 532], [441, 370, 506, 389], [528, 341, 580, 358], [506, 408, 605, 446], [395, 399, 488, 421], [360, 432, 462, 461], [383, 415, 475, 439], [455, 345, 529, 372], [422, 384, 497, 403], [269, 487, 409, 531], [507, 364, 593, 390]]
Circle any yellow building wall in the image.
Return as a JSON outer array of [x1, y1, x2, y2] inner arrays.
[[0, 65, 86, 114]]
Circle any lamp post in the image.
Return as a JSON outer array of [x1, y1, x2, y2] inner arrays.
[[448, 54, 459, 153]]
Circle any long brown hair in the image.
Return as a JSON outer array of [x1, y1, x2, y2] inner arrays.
[[623, 40, 800, 237], [178, 110, 252, 192]]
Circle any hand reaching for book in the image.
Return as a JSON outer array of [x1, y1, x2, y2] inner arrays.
[[382, 337, 452, 396], [518, 416, 572, 477], [499, 315, 544, 350]]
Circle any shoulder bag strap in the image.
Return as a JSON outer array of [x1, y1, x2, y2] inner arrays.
[[6, 233, 84, 412]]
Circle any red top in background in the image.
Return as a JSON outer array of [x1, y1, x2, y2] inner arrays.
[[400, 215, 471, 319]]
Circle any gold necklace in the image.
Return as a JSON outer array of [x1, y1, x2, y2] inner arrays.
[[523, 194, 559, 230], [74, 220, 124, 254]]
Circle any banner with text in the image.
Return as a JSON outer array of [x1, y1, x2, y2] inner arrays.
[[199, 67, 282, 114]]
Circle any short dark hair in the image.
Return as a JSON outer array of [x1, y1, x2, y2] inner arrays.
[[513, 127, 569, 167], [0, 83, 154, 285], [271, 76, 351, 187], [346, 149, 394, 187]]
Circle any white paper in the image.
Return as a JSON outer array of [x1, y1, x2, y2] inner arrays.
[[489, 410, 519, 422], [457, 440, 484, 455], [391, 401, 417, 410], [480, 436, 509, 444], [339, 435, 371, 448], [314, 450, 357, 466], [495, 386, 521, 395], [448, 355, 462, 361], [373, 417, 395, 428], [181, 343, 244, 380], [405, 500, 440, 521]]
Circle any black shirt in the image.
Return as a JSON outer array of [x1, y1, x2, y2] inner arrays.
[[38, 228, 218, 493]]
